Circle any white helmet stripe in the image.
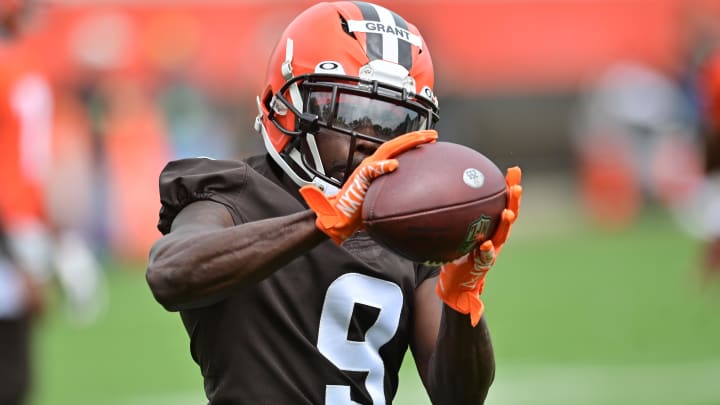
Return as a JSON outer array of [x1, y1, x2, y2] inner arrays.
[[350, 1, 417, 69], [374, 5, 398, 65], [281, 38, 304, 112]]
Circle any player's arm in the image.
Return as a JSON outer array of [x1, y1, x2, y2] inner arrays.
[[411, 278, 495, 404], [146, 201, 326, 311], [148, 131, 437, 311], [411, 167, 522, 403]]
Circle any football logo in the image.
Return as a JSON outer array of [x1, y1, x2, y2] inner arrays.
[[458, 215, 492, 254], [315, 61, 345, 74], [463, 168, 485, 188]]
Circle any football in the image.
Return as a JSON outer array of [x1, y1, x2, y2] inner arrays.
[[361, 141, 507, 263]]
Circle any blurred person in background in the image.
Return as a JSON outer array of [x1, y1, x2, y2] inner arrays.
[[66, 9, 175, 261], [0, 219, 42, 405], [0, 8, 103, 404], [147, 2, 521, 404], [0, 1, 46, 402], [0, 2, 46, 403], [572, 61, 702, 230], [687, 47, 720, 279]]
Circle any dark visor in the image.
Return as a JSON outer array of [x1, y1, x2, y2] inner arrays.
[[306, 90, 428, 141]]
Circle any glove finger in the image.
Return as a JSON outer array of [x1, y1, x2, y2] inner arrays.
[[473, 240, 496, 269], [490, 209, 516, 249], [477, 240, 495, 257], [336, 159, 398, 223], [507, 184, 522, 217], [506, 166, 522, 187], [327, 158, 397, 226], [373, 130, 438, 160], [360, 159, 399, 181]]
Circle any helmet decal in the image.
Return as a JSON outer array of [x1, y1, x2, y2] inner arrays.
[[349, 1, 416, 70], [315, 61, 346, 75]]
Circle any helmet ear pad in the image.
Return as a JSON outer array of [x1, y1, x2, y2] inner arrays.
[[260, 85, 273, 114]]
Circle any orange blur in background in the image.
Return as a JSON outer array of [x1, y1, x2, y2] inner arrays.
[[2, 0, 719, 261]]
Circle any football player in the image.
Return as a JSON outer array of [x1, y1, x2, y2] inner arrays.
[[0, 220, 42, 405], [2, 2, 106, 401], [572, 61, 700, 229], [147, 2, 522, 404], [0, 1, 45, 403], [691, 47, 720, 278]]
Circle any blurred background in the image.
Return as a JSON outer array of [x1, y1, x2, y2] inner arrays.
[[1, 0, 720, 404]]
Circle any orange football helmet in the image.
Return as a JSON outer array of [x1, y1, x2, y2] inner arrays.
[[254, 1, 439, 194]]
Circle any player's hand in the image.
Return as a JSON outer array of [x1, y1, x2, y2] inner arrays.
[[300, 130, 438, 244], [436, 166, 522, 326]]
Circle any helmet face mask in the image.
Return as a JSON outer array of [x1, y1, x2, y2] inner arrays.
[[255, 1, 438, 194], [267, 73, 438, 188]]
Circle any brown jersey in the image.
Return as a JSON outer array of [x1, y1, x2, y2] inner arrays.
[[157, 154, 439, 405]]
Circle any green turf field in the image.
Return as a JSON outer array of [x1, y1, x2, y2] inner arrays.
[[26, 178, 720, 405]]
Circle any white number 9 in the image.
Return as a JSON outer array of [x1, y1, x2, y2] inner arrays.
[[317, 273, 403, 405]]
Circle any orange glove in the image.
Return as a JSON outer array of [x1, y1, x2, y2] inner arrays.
[[300, 130, 438, 244], [436, 166, 522, 326]]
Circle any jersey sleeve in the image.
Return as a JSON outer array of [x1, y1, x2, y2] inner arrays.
[[157, 158, 249, 235], [415, 262, 440, 288]]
